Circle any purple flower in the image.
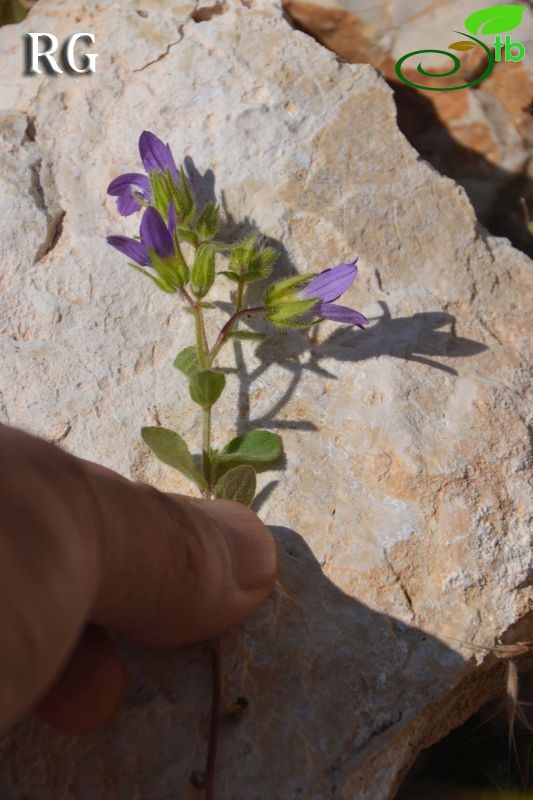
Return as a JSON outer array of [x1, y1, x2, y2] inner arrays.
[[106, 131, 178, 216], [138, 131, 179, 181], [300, 260, 368, 328], [107, 172, 151, 216], [107, 206, 174, 266]]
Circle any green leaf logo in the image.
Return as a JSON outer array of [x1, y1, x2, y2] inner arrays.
[[448, 40, 477, 50], [464, 4, 525, 35]]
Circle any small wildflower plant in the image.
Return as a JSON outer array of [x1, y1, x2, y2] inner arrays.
[[107, 131, 368, 505]]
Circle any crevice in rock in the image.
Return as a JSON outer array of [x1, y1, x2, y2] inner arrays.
[[30, 158, 66, 263], [132, 36, 183, 72], [23, 115, 36, 144], [34, 208, 65, 263], [396, 661, 533, 799], [29, 158, 46, 213], [283, 2, 533, 259], [191, 2, 227, 23]]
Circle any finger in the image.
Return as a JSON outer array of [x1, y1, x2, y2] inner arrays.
[[0, 424, 277, 731], [81, 458, 277, 645], [35, 625, 127, 735]]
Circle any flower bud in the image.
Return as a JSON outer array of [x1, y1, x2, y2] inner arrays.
[[191, 244, 216, 298]]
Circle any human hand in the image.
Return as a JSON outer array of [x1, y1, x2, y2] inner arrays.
[[0, 424, 277, 735]]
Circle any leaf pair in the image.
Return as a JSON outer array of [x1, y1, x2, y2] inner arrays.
[[140, 426, 282, 505]]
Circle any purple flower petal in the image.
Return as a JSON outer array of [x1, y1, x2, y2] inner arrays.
[[315, 301, 368, 328], [107, 173, 151, 216], [107, 172, 150, 196], [140, 207, 174, 258], [138, 131, 179, 181], [116, 192, 143, 216], [107, 235, 150, 266], [300, 260, 358, 303]]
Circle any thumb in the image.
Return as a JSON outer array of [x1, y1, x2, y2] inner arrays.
[[0, 425, 277, 731], [85, 462, 278, 645]]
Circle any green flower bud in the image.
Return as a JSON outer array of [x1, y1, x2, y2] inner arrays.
[[191, 244, 216, 298]]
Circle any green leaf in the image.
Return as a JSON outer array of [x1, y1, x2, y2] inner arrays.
[[230, 331, 267, 341], [448, 40, 477, 50], [219, 270, 241, 283], [191, 244, 215, 298], [464, 4, 525, 35], [217, 430, 282, 467], [265, 298, 317, 325], [214, 465, 256, 506], [149, 170, 171, 218], [176, 227, 199, 247], [264, 274, 311, 305], [528, 221, 533, 236], [141, 426, 207, 489], [189, 369, 226, 408], [173, 346, 200, 377], [127, 262, 174, 293], [196, 202, 219, 240], [179, 165, 195, 221], [267, 317, 320, 330], [249, 246, 278, 278], [228, 233, 259, 272]]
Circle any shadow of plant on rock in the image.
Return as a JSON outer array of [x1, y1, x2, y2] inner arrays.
[[217, 296, 488, 443]]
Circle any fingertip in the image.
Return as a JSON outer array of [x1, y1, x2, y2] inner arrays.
[[197, 499, 277, 592]]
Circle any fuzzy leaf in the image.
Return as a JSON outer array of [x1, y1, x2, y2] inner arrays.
[[219, 270, 241, 283], [214, 465, 256, 506], [264, 274, 311, 305], [189, 369, 226, 408], [176, 227, 198, 247], [141, 426, 206, 489], [448, 40, 477, 50], [265, 298, 317, 324], [173, 346, 200, 377], [127, 262, 174, 293], [464, 4, 525, 35], [196, 202, 219, 240], [191, 244, 215, 298], [217, 430, 282, 467]]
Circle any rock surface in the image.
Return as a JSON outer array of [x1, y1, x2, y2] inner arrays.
[[284, 0, 533, 254], [0, 0, 532, 798]]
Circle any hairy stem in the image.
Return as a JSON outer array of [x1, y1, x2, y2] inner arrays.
[[191, 302, 212, 496], [208, 306, 265, 365], [202, 406, 212, 495]]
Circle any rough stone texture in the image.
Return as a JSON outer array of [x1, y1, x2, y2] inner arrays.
[[284, 0, 533, 254], [0, 1, 532, 798]]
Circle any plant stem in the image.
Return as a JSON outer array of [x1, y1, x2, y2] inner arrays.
[[202, 406, 212, 494], [208, 306, 265, 365], [235, 275, 245, 313], [203, 638, 222, 800], [190, 300, 212, 495]]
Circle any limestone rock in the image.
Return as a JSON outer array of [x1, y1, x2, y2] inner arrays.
[[284, 0, 533, 252], [0, 1, 531, 798]]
